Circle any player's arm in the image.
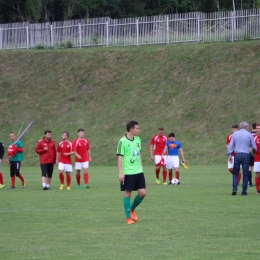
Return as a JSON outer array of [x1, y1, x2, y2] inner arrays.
[[150, 145, 154, 160], [117, 155, 124, 183], [16, 141, 24, 153], [162, 145, 167, 156], [140, 152, 144, 172], [88, 149, 92, 163], [35, 141, 45, 154], [179, 148, 186, 162]]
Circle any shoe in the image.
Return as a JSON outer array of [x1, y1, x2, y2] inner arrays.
[[10, 186, 15, 189], [59, 184, 64, 190], [248, 184, 253, 187], [130, 210, 138, 221], [84, 184, 90, 189], [22, 181, 26, 188], [67, 186, 71, 191], [257, 191, 260, 194], [163, 182, 168, 185], [181, 161, 188, 169], [46, 187, 50, 190], [43, 186, 48, 190], [156, 178, 160, 184], [168, 182, 172, 185], [231, 191, 237, 195], [77, 185, 82, 189], [0, 184, 4, 188], [242, 192, 248, 196], [126, 218, 135, 224]]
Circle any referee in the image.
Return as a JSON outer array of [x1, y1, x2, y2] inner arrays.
[[228, 121, 257, 196]]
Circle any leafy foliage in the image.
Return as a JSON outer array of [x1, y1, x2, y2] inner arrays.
[[0, 0, 258, 23]]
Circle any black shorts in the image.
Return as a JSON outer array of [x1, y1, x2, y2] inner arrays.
[[249, 155, 254, 167], [41, 164, 54, 178], [120, 172, 146, 191], [10, 161, 21, 177]]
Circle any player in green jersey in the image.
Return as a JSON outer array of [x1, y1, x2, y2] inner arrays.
[[8, 132, 26, 188], [117, 120, 146, 224]]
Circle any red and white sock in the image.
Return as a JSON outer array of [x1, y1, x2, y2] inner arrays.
[[255, 177, 260, 192], [175, 171, 179, 180], [66, 175, 71, 187], [0, 172, 4, 184], [155, 168, 160, 178]]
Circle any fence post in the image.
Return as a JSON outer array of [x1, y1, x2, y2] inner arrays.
[[26, 26, 29, 49], [79, 23, 82, 48], [231, 11, 234, 42], [197, 16, 200, 42], [106, 21, 109, 47], [0, 27, 2, 49], [51, 24, 54, 48], [136, 18, 139, 46], [166, 15, 169, 44]]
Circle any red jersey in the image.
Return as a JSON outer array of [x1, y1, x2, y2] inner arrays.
[[35, 137, 56, 164], [226, 134, 234, 157], [150, 135, 167, 155], [57, 141, 73, 164], [72, 138, 90, 162], [254, 135, 260, 162]]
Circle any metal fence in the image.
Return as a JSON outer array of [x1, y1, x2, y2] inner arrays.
[[1, 9, 260, 50]]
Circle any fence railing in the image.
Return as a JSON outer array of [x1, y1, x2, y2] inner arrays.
[[1, 9, 260, 50]]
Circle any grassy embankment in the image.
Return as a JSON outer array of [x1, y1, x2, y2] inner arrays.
[[0, 41, 259, 166]]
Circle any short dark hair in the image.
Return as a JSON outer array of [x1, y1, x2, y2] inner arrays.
[[252, 123, 256, 129], [63, 132, 69, 138], [168, 132, 175, 138], [78, 129, 84, 132], [158, 127, 164, 131], [44, 130, 51, 135], [231, 124, 238, 129], [126, 121, 138, 132]]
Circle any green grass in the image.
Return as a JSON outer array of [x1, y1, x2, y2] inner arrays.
[[1, 164, 260, 260], [0, 41, 260, 166]]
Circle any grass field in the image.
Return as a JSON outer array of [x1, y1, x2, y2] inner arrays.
[[1, 164, 259, 260], [1, 41, 260, 166]]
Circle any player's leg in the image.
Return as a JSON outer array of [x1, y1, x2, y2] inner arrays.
[[121, 175, 134, 224], [130, 173, 146, 222], [46, 163, 54, 190], [16, 162, 25, 188], [58, 163, 65, 190], [0, 164, 4, 187], [232, 154, 241, 195], [166, 156, 174, 184], [248, 155, 254, 187], [154, 155, 161, 184], [254, 162, 260, 194], [83, 161, 90, 188], [10, 161, 15, 188], [173, 156, 180, 181], [41, 164, 48, 190], [64, 164, 72, 190], [75, 163, 82, 188]]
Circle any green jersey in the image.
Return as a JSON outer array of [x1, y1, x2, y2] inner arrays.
[[117, 135, 142, 175], [9, 140, 23, 162]]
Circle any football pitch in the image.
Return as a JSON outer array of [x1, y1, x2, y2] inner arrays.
[[1, 164, 259, 260]]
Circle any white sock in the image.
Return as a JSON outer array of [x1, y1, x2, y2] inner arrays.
[[46, 184, 50, 188], [42, 183, 46, 187]]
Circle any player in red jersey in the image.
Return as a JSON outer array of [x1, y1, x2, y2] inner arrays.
[[72, 129, 92, 189], [56, 132, 74, 191], [226, 124, 241, 185], [253, 123, 260, 194], [150, 127, 168, 185]]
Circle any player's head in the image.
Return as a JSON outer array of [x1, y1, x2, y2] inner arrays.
[[240, 121, 249, 130], [62, 132, 69, 140], [256, 123, 260, 135], [168, 132, 175, 141], [252, 123, 256, 130], [78, 129, 85, 138], [9, 132, 16, 142], [44, 130, 52, 141], [126, 121, 139, 135], [158, 127, 164, 136], [231, 124, 238, 132]]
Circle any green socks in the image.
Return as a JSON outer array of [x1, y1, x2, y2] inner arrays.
[[124, 197, 131, 218], [130, 195, 143, 211]]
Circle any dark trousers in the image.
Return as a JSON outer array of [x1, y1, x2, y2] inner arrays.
[[233, 153, 250, 194]]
